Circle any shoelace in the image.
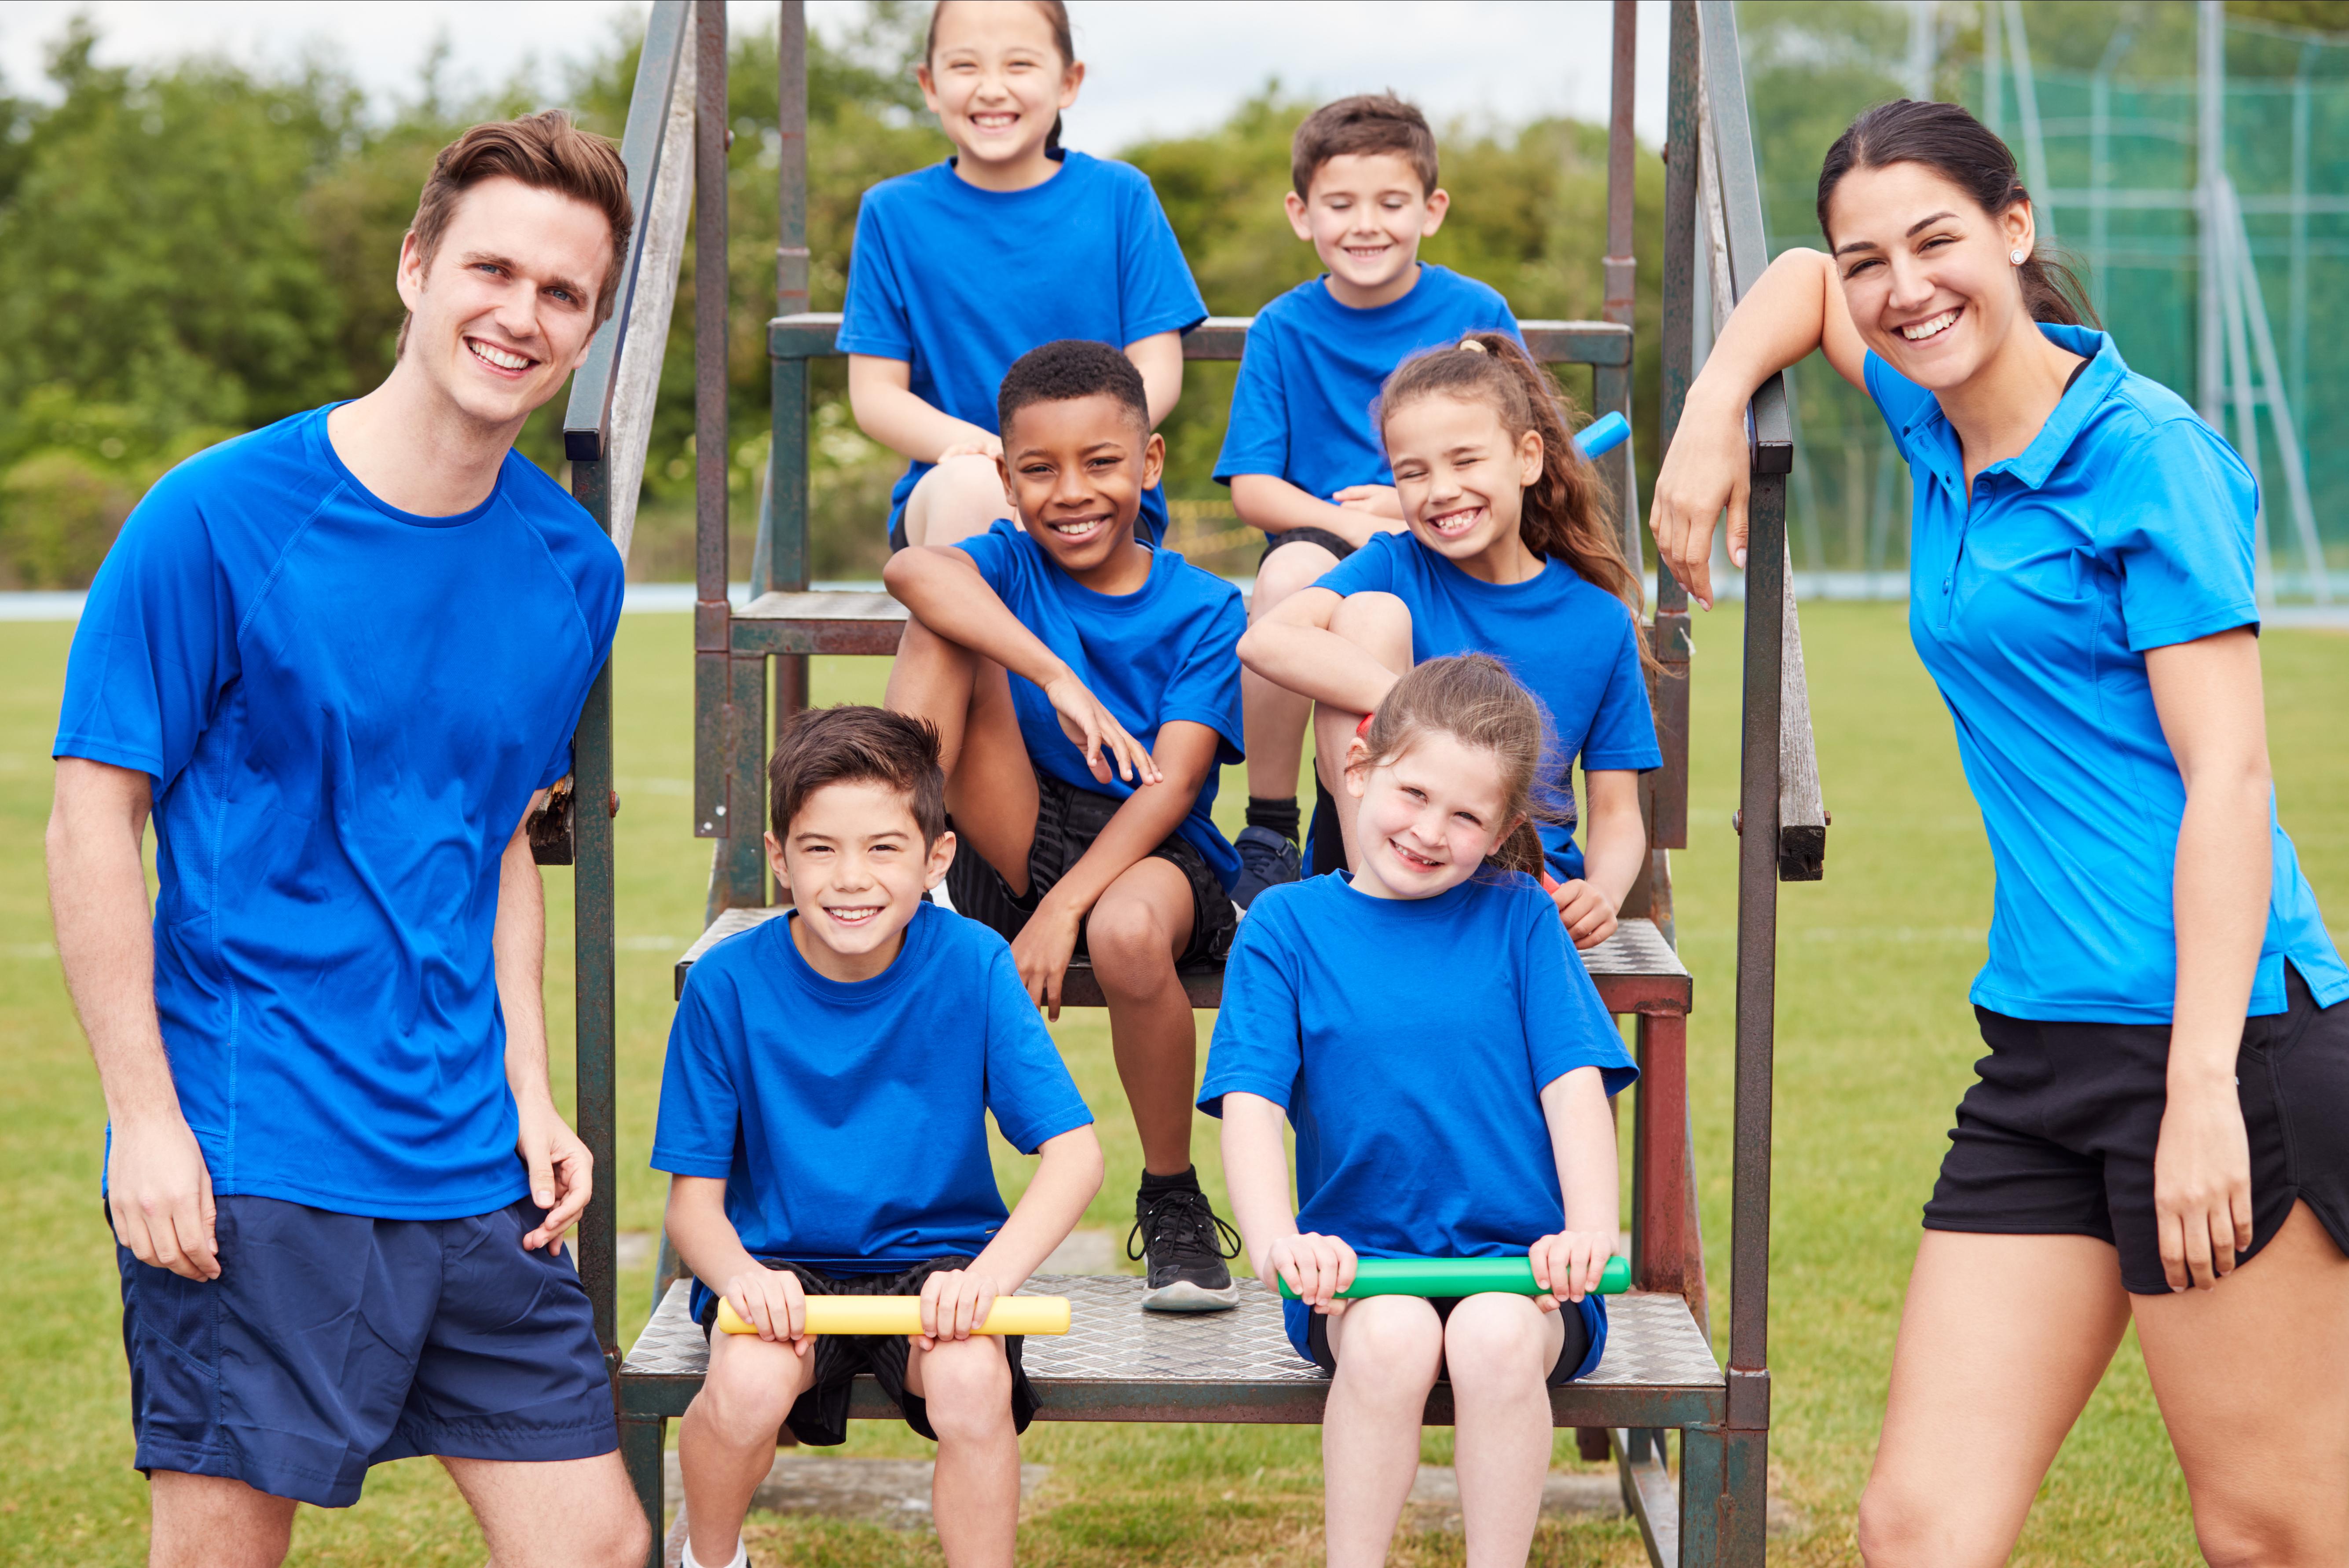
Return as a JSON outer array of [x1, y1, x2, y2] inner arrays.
[[1127, 1187, 1242, 1263]]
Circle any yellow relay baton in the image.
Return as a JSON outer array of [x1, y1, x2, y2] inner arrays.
[[714, 1294, 1072, 1337]]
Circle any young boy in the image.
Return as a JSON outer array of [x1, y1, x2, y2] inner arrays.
[[882, 338, 1249, 1313], [655, 706, 1103, 1568], [1214, 93, 1524, 903]]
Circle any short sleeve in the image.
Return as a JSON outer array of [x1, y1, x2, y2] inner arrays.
[[1198, 907, 1305, 1115], [1576, 608, 1664, 771], [534, 528, 624, 789], [952, 519, 1026, 601], [1517, 888, 1638, 1097], [979, 944, 1094, 1153], [1157, 588, 1246, 761], [53, 471, 238, 791], [2108, 417, 2261, 653], [1114, 167, 1208, 344], [649, 975, 743, 1179], [835, 188, 914, 361], [1312, 531, 1404, 598], [1213, 315, 1293, 484], [1862, 349, 1938, 464]]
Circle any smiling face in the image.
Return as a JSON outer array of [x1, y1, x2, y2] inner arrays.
[[998, 392, 1162, 584], [396, 175, 610, 433], [1383, 391, 1545, 578], [1825, 160, 2037, 392], [917, 0, 1081, 183], [1345, 729, 1520, 901], [1286, 151, 1449, 308], [766, 778, 955, 983]]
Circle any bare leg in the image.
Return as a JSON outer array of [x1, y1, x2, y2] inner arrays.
[[1443, 1293, 1567, 1568], [1307, 591, 1414, 871], [440, 1450, 648, 1568], [147, 1473, 296, 1568], [905, 1335, 1021, 1568], [1085, 858, 1199, 1177], [884, 614, 1039, 893], [1242, 541, 1341, 803], [904, 454, 1015, 550], [1321, 1296, 1444, 1568], [2133, 1202, 2349, 1567], [675, 1330, 817, 1568], [1857, 1231, 2130, 1567]]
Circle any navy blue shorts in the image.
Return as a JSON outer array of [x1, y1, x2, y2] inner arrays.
[[117, 1194, 617, 1507]]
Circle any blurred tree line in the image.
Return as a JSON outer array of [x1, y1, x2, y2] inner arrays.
[[0, 3, 1661, 586]]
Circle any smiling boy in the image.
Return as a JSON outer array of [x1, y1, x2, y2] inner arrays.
[[1216, 95, 1524, 904], [46, 115, 642, 1567], [883, 338, 1250, 1312]]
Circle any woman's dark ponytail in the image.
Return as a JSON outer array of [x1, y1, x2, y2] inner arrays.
[[1816, 97, 2096, 329]]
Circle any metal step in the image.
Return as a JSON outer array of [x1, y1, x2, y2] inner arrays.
[[772, 311, 1630, 368], [730, 590, 905, 656]]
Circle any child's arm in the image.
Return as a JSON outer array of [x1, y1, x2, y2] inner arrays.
[[1011, 718, 1220, 1016], [665, 1175, 814, 1354], [1236, 585, 1404, 715], [1125, 331, 1186, 429], [917, 1125, 1104, 1346], [1221, 1090, 1356, 1309], [1551, 770, 1645, 950], [883, 544, 1162, 788], [847, 355, 1001, 465], [1528, 1066, 1620, 1306], [1230, 475, 1404, 550]]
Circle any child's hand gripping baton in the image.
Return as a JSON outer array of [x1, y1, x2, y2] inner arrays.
[[1277, 1255, 1631, 1301], [714, 1294, 1073, 1337]]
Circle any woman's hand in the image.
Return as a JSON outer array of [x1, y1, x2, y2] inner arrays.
[[916, 1267, 1001, 1348], [1011, 894, 1084, 1020], [1529, 1229, 1614, 1307], [2153, 1074, 2254, 1290], [1264, 1231, 1357, 1313], [1550, 878, 1618, 949], [1647, 386, 1752, 612], [726, 1266, 813, 1354], [1041, 672, 1161, 788]]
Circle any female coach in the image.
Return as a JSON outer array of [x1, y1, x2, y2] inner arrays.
[[1650, 99, 2349, 1566]]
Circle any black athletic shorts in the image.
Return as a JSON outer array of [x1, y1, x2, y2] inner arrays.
[[693, 1256, 1038, 1447], [945, 766, 1236, 967], [1258, 525, 1357, 569], [1923, 964, 2349, 1294]]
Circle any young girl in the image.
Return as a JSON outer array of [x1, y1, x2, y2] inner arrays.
[[1236, 333, 1660, 949], [1201, 654, 1634, 1568], [838, 0, 1205, 552]]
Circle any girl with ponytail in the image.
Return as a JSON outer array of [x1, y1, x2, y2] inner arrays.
[[1652, 97, 2349, 1561], [1202, 654, 1636, 1568], [1238, 332, 1662, 950]]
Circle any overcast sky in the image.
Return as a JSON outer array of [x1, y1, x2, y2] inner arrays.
[[0, 2, 1673, 150]]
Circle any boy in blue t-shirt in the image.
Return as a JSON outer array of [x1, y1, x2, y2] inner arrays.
[[883, 338, 1250, 1315], [656, 705, 1101, 1568], [1213, 94, 1523, 906]]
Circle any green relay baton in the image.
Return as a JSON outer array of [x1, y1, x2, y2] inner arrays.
[[1279, 1255, 1631, 1301]]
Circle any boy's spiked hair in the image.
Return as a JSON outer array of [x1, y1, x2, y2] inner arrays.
[[767, 705, 948, 848], [1291, 93, 1439, 199], [997, 339, 1151, 439]]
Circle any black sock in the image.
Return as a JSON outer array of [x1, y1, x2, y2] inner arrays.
[[1139, 1165, 1200, 1194], [1245, 795, 1301, 844]]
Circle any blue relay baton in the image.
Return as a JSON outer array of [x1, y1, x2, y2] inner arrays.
[[1573, 410, 1630, 460]]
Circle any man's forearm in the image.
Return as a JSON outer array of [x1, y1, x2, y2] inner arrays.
[[494, 812, 555, 1107], [48, 764, 180, 1120]]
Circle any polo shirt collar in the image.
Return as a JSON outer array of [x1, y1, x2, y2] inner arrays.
[[1896, 322, 2123, 495]]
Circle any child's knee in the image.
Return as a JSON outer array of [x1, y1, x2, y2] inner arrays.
[[1333, 1298, 1444, 1387], [1329, 590, 1412, 665], [919, 454, 1011, 527], [1251, 542, 1339, 616], [1440, 1294, 1552, 1384], [1085, 884, 1178, 973], [917, 1339, 1013, 1440], [696, 1341, 807, 1441]]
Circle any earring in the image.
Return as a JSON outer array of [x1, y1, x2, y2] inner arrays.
[[2009, 249, 2027, 265]]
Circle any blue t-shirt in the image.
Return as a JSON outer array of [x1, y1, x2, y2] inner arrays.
[[837, 151, 1206, 545], [957, 520, 1246, 889], [53, 407, 624, 1219], [1214, 265, 1522, 504], [1198, 870, 1634, 1369], [1868, 324, 2349, 1022], [1314, 531, 1661, 880], [652, 905, 1092, 1313]]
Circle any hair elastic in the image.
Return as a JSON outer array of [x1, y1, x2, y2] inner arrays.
[[1457, 337, 1488, 354], [1356, 709, 1377, 739]]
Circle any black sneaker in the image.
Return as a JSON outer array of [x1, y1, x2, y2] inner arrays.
[[1231, 825, 1302, 910], [1129, 1181, 1242, 1312]]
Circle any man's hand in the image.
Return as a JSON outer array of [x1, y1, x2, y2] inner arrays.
[[728, 1265, 813, 1355], [1264, 1231, 1357, 1313], [2153, 1076, 2254, 1291], [109, 1113, 220, 1282], [1011, 894, 1084, 1020], [515, 1095, 593, 1255], [1041, 673, 1161, 788], [916, 1267, 1003, 1348], [1550, 878, 1619, 949], [1529, 1228, 1614, 1307]]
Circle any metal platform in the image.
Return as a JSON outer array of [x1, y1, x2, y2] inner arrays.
[[620, 1275, 1723, 1429]]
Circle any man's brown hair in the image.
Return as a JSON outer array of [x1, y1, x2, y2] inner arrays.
[[1291, 94, 1439, 199], [768, 706, 949, 848], [396, 110, 633, 355]]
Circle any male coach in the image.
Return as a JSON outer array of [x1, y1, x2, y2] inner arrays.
[[47, 113, 648, 1568]]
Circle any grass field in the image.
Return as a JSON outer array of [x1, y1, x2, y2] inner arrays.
[[4, 602, 2345, 1565]]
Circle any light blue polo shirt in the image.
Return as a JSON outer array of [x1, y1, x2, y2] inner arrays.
[[1869, 323, 2349, 1023]]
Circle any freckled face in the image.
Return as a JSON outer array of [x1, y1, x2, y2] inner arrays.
[[1825, 160, 2036, 392]]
